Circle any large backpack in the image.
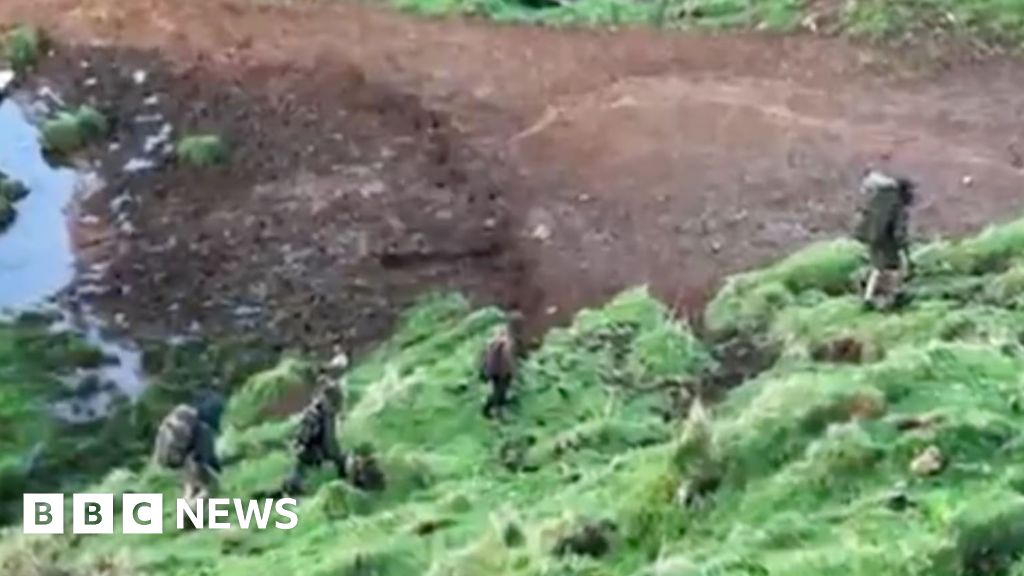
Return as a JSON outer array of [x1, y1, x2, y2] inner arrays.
[[481, 336, 515, 382], [154, 404, 200, 469]]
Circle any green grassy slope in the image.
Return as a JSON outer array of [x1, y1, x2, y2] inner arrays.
[[9, 216, 1024, 575], [0, 318, 274, 525]]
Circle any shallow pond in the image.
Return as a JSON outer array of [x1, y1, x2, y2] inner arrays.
[[0, 94, 145, 421]]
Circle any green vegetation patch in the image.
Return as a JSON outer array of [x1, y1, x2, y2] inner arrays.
[[2, 25, 44, 75], [842, 0, 1024, 49], [0, 194, 14, 232], [389, 0, 1024, 51], [392, 0, 804, 30], [0, 172, 28, 233], [175, 134, 229, 167], [40, 106, 109, 156], [225, 357, 318, 429], [0, 173, 29, 204], [12, 215, 1024, 574]]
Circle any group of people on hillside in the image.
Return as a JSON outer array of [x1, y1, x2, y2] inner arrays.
[[151, 168, 915, 504], [152, 323, 520, 503]]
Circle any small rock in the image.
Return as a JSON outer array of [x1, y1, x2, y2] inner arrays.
[[531, 224, 552, 242], [83, 77, 99, 88], [132, 70, 148, 85], [0, 69, 15, 95], [123, 158, 157, 173], [142, 94, 160, 107], [110, 193, 132, 213], [801, 13, 820, 33], [885, 491, 913, 511], [36, 86, 65, 107], [910, 445, 945, 477], [483, 217, 497, 229], [546, 306, 558, 316], [134, 113, 164, 124], [962, 175, 974, 187], [578, 193, 592, 202]]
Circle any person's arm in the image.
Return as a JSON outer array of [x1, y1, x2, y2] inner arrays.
[[196, 424, 221, 473]]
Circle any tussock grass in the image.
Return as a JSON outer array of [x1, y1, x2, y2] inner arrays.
[[175, 134, 228, 167], [10, 216, 1024, 574], [2, 25, 44, 75], [40, 106, 109, 155]]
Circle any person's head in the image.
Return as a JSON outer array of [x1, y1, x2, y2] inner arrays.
[[328, 344, 349, 372], [194, 390, 226, 431], [860, 169, 898, 195]]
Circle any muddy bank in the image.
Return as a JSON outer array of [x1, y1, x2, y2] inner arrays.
[[18, 44, 535, 356]]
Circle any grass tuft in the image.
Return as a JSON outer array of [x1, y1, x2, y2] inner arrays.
[[175, 134, 229, 167], [10, 214, 1024, 574], [40, 106, 109, 156], [3, 25, 44, 75]]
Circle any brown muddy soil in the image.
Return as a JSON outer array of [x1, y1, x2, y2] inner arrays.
[[30, 45, 527, 353], [4, 0, 1024, 354]]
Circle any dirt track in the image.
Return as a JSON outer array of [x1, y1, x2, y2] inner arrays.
[[3, 0, 1024, 349]]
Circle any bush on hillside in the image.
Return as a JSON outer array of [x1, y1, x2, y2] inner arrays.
[[0, 174, 29, 204]]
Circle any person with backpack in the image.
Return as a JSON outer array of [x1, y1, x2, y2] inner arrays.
[[479, 323, 517, 419], [281, 375, 348, 495], [853, 170, 916, 311], [152, 391, 225, 501]]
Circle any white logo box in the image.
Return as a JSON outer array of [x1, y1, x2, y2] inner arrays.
[[23, 494, 298, 534]]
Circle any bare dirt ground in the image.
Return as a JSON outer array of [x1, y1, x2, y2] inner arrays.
[[3, 0, 1024, 352]]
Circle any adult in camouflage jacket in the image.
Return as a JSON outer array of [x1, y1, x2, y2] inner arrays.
[[853, 170, 915, 310]]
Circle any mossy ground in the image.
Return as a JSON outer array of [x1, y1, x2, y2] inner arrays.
[[8, 216, 1024, 575]]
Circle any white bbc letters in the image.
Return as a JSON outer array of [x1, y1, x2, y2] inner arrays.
[[24, 494, 299, 534]]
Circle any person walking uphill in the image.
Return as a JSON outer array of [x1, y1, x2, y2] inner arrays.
[[153, 391, 225, 502], [282, 373, 348, 495], [480, 324, 517, 419], [853, 170, 916, 311]]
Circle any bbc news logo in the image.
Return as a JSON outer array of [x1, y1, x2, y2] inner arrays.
[[23, 494, 299, 534]]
